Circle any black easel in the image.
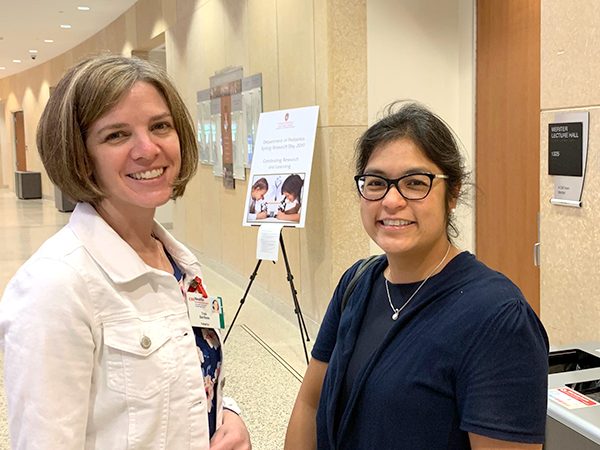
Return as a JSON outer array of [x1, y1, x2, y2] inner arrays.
[[224, 231, 310, 364]]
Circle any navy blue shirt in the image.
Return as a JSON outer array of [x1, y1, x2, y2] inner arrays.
[[312, 252, 549, 449], [337, 272, 420, 432]]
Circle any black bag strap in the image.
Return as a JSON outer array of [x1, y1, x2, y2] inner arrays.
[[340, 255, 382, 313]]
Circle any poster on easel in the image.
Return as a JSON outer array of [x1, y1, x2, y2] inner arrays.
[[242, 106, 319, 228]]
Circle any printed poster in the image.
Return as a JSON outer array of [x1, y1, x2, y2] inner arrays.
[[242, 106, 319, 228]]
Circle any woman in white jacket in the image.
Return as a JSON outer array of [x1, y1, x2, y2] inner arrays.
[[0, 55, 251, 450]]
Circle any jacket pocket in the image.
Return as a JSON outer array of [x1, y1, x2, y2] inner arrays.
[[103, 317, 176, 399]]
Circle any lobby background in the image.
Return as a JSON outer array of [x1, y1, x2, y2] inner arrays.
[[1, 0, 596, 345]]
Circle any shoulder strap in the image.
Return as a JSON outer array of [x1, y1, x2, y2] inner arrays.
[[340, 255, 382, 313]]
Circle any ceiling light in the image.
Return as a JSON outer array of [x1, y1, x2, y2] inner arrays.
[[44, 39, 54, 43], [0, 67, 6, 70], [29, 50, 38, 54], [60, 24, 72, 29], [13, 60, 22, 63], [77, 6, 91, 11]]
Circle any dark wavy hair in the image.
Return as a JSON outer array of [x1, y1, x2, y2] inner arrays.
[[355, 101, 469, 239], [281, 174, 304, 201]]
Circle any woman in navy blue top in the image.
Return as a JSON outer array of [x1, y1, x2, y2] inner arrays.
[[285, 102, 548, 450]]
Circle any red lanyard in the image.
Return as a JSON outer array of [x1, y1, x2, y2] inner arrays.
[[187, 275, 208, 298]]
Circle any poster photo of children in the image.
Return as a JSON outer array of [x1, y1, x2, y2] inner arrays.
[[244, 173, 305, 225], [241, 106, 319, 228]]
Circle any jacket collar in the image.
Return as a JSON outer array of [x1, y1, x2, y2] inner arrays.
[[68, 202, 200, 283]]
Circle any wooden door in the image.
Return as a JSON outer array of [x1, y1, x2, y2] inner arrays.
[[476, 0, 541, 312], [13, 111, 26, 171]]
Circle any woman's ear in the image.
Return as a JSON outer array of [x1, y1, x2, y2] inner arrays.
[[449, 198, 458, 212], [449, 183, 461, 209]]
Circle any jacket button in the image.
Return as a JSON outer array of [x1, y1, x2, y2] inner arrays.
[[140, 335, 152, 349]]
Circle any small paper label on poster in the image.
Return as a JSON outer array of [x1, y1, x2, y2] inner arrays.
[[256, 224, 283, 261]]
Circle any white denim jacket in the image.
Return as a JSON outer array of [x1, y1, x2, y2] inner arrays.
[[0, 202, 237, 449]]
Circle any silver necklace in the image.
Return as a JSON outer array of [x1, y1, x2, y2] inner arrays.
[[385, 243, 452, 321]]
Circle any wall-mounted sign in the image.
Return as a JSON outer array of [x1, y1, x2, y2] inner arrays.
[[549, 122, 583, 176], [242, 74, 262, 167], [196, 70, 263, 189], [548, 111, 589, 207], [210, 67, 242, 189]]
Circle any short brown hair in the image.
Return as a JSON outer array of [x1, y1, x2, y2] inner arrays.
[[37, 54, 198, 203]]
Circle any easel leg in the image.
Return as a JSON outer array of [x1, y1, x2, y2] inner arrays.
[[279, 234, 310, 364], [224, 259, 263, 343], [222, 232, 310, 365]]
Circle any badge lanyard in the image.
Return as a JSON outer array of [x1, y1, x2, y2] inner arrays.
[[185, 276, 225, 329]]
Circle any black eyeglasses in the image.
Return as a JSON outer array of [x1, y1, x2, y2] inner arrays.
[[354, 173, 449, 201]]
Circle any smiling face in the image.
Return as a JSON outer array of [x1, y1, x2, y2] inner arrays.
[[360, 137, 455, 265], [85, 81, 181, 217]]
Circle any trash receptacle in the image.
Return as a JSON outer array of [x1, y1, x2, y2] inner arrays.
[[14, 171, 42, 199], [546, 343, 600, 449], [54, 185, 76, 212]]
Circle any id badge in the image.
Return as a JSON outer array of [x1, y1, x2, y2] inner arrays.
[[186, 293, 225, 329]]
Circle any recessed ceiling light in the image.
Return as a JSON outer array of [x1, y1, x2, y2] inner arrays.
[[60, 24, 72, 29], [77, 6, 91, 11], [0, 67, 6, 70], [29, 49, 38, 54], [13, 60, 22, 63], [44, 39, 54, 43]]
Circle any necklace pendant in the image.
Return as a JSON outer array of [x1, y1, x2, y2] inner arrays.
[[392, 310, 400, 320]]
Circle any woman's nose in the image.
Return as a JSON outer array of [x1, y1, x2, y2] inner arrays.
[[131, 132, 160, 159], [381, 183, 408, 208]]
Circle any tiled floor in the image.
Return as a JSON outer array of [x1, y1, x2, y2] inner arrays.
[[0, 188, 310, 450]]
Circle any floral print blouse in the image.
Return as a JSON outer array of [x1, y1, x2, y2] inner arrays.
[[167, 249, 222, 437]]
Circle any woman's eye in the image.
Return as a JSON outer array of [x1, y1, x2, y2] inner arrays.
[[365, 178, 386, 187], [152, 121, 173, 133], [403, 176, 430, 190], [104, 131, 127, 142]]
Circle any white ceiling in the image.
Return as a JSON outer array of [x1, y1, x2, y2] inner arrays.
[[0, 0, 139, 80]]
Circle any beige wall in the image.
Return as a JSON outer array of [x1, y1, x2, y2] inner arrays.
[[540, 0, 600, 344], [367, 0, 475, 253], [166, 0, 370, 329], [8, 0, 597, 343], [0, 0, 479, 331], [0, 101, 6, 186], [0, 4, 146, 197], [0, 0, 371, 331]]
